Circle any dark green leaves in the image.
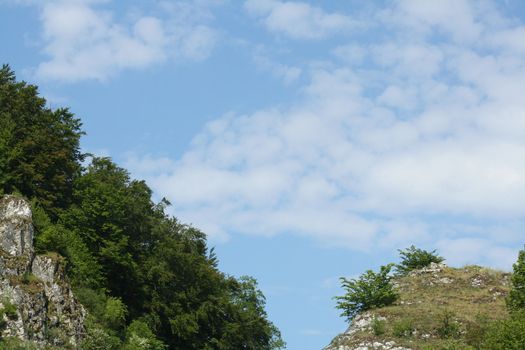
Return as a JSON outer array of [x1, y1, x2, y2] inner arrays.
[[396, 245, 444, 275], [335, 263, 398, 321]]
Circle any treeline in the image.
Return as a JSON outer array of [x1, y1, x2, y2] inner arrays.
[[0, 65, 285, 349]]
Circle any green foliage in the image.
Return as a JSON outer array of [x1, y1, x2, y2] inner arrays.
[[464, 313, 491, 349], [437, 310, 461, 339], [0, 64, 84, 216], [480, 311, 525, 349], [392, 318, 414, 338], [104, 297, 128, 333], [396, 245, 444, 275], [371, 317, 386, 336], [2, 300, 18, 320], [0, 299, 18, 331], [335, 264, 398, 321], [81, 319, 122, 350], [33, 204, 103, 289], [0, 66, 284, 350], [507, 248, 525, 311], [122, 320, 166, 350]]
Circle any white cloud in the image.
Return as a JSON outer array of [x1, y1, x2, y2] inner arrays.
[[244, 0, 357, 39], [122, 0, 525, 270], [30, 0, 219, 81], [253, 46, 302, 84]]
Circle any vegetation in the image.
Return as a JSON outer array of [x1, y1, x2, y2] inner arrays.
[[331, 247, 525, 349], [0, 65, 284, 349], [335, 263, 398, 321], [396, 245, 444, 275], [507, 247, 525, 311]]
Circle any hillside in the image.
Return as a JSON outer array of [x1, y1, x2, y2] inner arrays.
[[325, 263, 511, 350]]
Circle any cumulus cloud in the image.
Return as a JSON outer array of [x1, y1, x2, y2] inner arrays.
[[28, 0, 218, 81], [244, 0, 358, 39], [124, 0, 525, 269]]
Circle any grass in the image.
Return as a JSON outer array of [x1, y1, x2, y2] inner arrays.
[[326, 265, 510, 350]]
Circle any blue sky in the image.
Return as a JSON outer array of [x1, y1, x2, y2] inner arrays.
[[3, 0, 525, 349]]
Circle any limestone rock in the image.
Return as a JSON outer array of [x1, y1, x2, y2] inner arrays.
[[0, 196, 33, 256], [0, 195, 86, 347]]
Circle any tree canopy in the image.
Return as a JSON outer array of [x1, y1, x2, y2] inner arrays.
[[0, 64, 284, 349]]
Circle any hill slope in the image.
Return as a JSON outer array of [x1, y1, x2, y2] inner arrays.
[[325, 263, 510, 350]]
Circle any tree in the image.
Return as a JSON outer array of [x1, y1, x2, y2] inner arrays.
[[335, 264, 398, 322], [0, 64, 84, 215], [1, 65, 284, 350], [396, 245, 444, 275], [507, 247, 525, 311]]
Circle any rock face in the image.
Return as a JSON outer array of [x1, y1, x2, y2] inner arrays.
[[0, 195, 85, 347]]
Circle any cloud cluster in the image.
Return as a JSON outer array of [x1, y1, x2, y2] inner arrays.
[[127, 0, 525, 269], [32, 0, 218, 81]]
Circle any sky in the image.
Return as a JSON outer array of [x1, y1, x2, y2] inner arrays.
[[2, 0, 525, 349]]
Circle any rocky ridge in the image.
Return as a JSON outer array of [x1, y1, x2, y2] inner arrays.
[[324, 263, 510, 350], [0, 195, 85, 347]]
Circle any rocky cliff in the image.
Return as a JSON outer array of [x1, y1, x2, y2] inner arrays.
[[0, 195, 85, 347], [324, 263, 510, 350]]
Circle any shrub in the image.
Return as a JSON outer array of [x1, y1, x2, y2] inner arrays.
[[122, 320, 167, 350], [481, 311, 525, 349], [396, 245, 444, 275], [371, 317, 386, 336], [335, 264, 398, 321], [437, 310, 461, 339], [465, 313, 491, 348], [81, 319, 122, 350]]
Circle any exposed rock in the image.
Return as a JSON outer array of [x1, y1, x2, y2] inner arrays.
[[0, 196, 33, 256], [344, 312, 386, 335], [0, 195, 85, 347]]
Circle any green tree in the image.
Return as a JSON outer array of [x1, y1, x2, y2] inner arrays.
[[335, 264, 398, 322], [1, 65, 284, 350], [60, 157, 158, 310], [335, 264, 398, 321], [396, 245, 444, 275], [507, 247, 525, 311], [0, 64, 84, 215]]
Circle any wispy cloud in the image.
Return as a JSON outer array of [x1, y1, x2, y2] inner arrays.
[[253, 46, 302, 84], [244, 0, 358, 40], [126, 0, 525, 269], [25, 0, 219, 82]]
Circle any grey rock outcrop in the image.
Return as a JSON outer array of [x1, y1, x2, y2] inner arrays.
[[324, 312, 410, 350], [0, 195, 85, 347]]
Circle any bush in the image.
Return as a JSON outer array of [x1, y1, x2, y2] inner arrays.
[[396, 245, 444, 275], [437, 310, 461, 339], [335, 264, 398, 321], [465, 313, 491, 348], [480, 311, 525, 349], [371, 317, 386, 336], [122, 320, 166, 350], [80, 319, 122, 350]]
